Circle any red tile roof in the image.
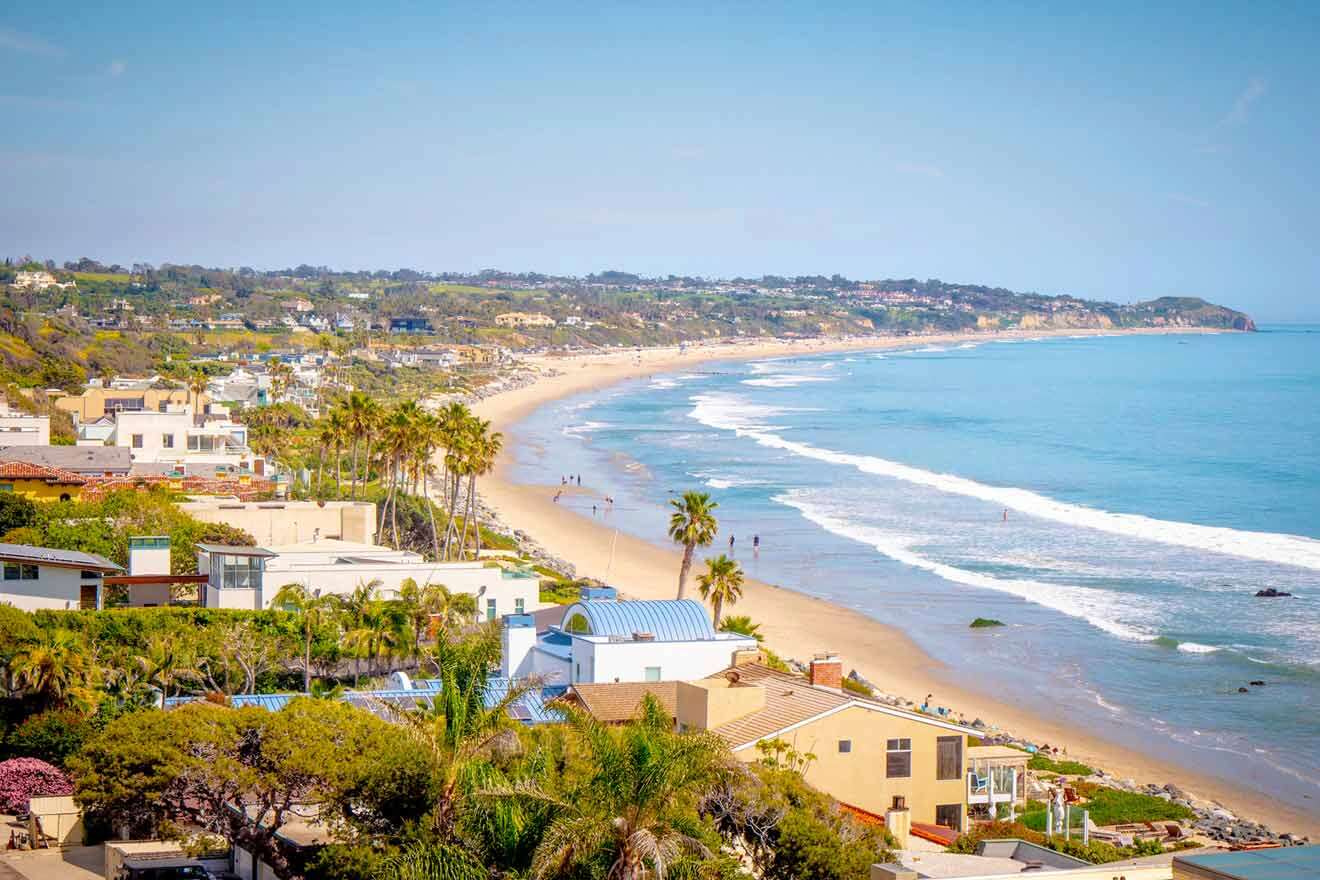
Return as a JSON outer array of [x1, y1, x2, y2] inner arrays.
[[0, 460, 87, 485]]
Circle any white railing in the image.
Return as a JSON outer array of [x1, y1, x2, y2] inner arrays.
[[967, 766, 1017, 804]]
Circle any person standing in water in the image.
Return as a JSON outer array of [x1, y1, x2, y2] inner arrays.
[[753, 534, 760, 555], [728, 534, 735, 551]]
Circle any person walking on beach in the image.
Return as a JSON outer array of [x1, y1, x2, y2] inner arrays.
[[1002, 508, 1008, 522], [728, 534, 735, 551], [592, 504, 598, 516], [753, 534, 760, 555], [577, 474, 582, 486]]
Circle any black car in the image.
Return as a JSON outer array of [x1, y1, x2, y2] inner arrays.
[[114, 857, 216, 880]]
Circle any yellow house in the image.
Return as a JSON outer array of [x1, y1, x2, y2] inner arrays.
[[679, 660, 978, 833], [0, 460, 86, 501], [53, 387, 199, 421], [568, 658, 980, 834]]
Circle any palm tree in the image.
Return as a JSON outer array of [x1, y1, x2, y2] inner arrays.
[[485, 695, 730, 880], [324, 408, 349, 496], [272, 583, 340, 693], [458, 417, 502, 560], [135, 634, 201, 698], [717, 615, 762, 642], [9, 629, 99, 710], [187, 370, 209, 414], [268, 359, 295, 402], [341, 391, 381, 499], [696, 554, 744, 628], [388, 627, 537, 839], [667, 491, 719, 600], [341, 580, 406, 683]]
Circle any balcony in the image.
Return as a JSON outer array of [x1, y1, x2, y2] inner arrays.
[[967, 765, 1018, 805]]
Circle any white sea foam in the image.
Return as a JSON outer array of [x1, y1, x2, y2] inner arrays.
[[688, 394, 1320, 572], [1177, 641, 1220, 654], [562, 420, 608, 437], [776, 490, 1158, 642], [741, 374, 835, 388]]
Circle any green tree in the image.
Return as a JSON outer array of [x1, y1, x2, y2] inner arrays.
[[271, 583, 341, 693], [0, 492, 37, 534], [667, 491, 719, 600], [8, 628, 99, 711], [487, 694, 730, 880], [697, 554, 744, 628]]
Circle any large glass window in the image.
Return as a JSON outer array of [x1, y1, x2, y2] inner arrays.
[[220, 554, 262, 589], [188, 434, 223, 452], [886, 738, 912, 778]]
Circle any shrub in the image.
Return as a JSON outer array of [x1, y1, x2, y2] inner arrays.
[[1027, 753, 1093, 775], [1082, 788, 1194, 825], [0, 757, 73, 812], [969, 618, 1005, 628], [5, 710, 93, 767], [841, 677, 873, 697]]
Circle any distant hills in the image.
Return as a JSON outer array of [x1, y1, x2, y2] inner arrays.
[[0, 258, 1255, 393]]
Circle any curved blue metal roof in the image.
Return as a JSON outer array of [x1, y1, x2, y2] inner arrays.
[[561, 598, 715, 641]]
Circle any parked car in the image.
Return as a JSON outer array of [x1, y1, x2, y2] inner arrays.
[[114, 857, 216, 880]]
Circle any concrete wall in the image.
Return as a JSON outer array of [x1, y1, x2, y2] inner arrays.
[[732, 704, 970, 827], [26, 795, 83, 846], [0, 414, 49, 445], [179, 500, 377, 545], [263, 561, 537, 615], [0, 565, 87, 611], [55, 387, 195, 421], [574, 635, 757, 684]]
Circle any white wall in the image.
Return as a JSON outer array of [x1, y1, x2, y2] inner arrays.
[[263, 561, 537, 615], [205, 584, 261, 610], [0, 414, 49, 445], [576, 636, 757, 684], [0, 565, 87, 611], [179, 501, 376, 545]]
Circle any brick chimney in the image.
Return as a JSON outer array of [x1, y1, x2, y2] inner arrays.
[[808, 653, 842, 689]]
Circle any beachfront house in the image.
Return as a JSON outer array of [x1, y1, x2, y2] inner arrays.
[[500, 588, 761, 686], [197, 537, 539, 616], [0, 543, 123, 611], [563, 655, 980, 834]]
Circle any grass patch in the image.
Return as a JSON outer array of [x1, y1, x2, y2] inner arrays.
[[970, 617, 1005, 628], [1028, 754, 1094, 775]]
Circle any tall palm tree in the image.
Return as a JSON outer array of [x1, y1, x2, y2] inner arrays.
[[696, 554, 744, 628], [341, 391, 380, 499], [135, 634, 201, 698], [485, 695, 730, 880], [667, 491, 719, 600], [268, 359, 295, 402], [325, 408, 348, 496], [458, 417, 502, 560], [9, 629, 99, 710], [187, 370, 209, 414], [272, 583, 340, 693]]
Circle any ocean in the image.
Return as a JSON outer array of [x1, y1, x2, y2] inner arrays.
[[509, 327, 1320, 816]]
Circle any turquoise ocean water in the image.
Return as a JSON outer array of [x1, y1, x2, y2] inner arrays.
[[509, 327, 1320, 817]]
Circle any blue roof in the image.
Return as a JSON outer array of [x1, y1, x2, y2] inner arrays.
[[561, 598, 716, 641], [1176, 846, 1320, 879], [164, 676, 565, 725]]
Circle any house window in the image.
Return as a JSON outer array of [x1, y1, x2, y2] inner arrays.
[[81, 570, 102, 580], [514, 598, 525, 614], [131, 433, 144, 449], [3, 563, 18, 581], [936, 803, 963, 831], [162, 433, 175, 448], [886, 738, 912, 778], [486, 598, 497, 620], [219, 555, 262, 589], [644, 666, 662, 682], [838, 740, 852, 753], [936, 736, 963, 781], [20, 564, 37, 580]]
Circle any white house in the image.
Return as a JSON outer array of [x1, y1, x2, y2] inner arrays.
[[0, 401, 50, 446], [0, 543, 122, 611], [501, 588, 759, 686], [198, 538, 540, 617], [110, 403, 262, 474]]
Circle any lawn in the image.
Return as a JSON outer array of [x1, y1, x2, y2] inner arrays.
[[1028, 754, 1094, 775], [1021, 787, 1193, 830], [73, 271, 132, 283]]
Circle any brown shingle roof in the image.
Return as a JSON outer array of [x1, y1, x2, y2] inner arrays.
[[567, 682, 678, 723], [706, 664, 852, 747], [705, 663, 979, 748], [0, 460, 87, 485]]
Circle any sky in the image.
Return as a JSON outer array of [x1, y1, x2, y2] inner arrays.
[[2, 2, 1318, 321]]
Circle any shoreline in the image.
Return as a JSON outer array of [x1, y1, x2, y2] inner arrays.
[[469, 327, 1320, 838]]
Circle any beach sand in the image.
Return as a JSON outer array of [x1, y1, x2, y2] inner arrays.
[[472, 329, 1319, 837]]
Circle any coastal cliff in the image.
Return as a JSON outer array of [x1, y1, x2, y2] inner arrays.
[[1124, 296, 1257, 331]]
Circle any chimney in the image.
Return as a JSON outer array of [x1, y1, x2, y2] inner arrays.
[[885, 795, 911, 843], [809, 653, 842, 689], [501, 614, 539, 679]]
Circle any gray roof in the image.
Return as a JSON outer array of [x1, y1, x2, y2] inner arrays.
[[0, 445, 131, 474], [0, 543, 122, 571], [195, 542, 277, 557]]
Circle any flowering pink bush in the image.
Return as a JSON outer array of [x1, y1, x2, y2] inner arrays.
[[0, 757, 73, 813]]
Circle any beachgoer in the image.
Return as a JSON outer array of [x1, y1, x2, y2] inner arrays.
[[753, 534, 760, 552], [577, 474, 582, 486], [729, 534, 735, 550], [592, 504, 597, 516], [562, 476, 567, 485], [1002, 508, 1008, 522]]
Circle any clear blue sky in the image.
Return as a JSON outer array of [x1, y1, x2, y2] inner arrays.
[[3, 2, 1318, 320]]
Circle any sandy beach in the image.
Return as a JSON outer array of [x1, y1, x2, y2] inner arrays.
[[472, 329, 1319, 837]]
